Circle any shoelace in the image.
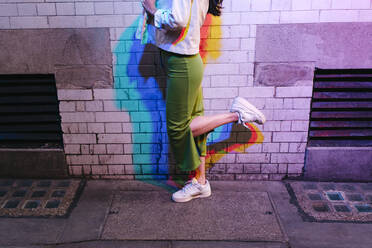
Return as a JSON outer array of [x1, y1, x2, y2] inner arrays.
[[182, 180, 196, 193]]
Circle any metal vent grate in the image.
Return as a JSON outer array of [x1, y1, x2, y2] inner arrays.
[[308, 68, 372, 147], [0, 74, 63, 148]]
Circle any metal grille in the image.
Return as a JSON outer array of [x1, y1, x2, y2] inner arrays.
[[0, 74, 63, 148], [308, 68, 372, 147]]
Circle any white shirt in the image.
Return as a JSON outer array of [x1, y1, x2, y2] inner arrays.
[[150, 0, 209, 55]]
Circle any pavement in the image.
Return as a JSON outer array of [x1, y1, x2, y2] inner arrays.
[[1, 179, 372, 248]]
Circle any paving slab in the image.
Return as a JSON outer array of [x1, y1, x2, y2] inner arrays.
[[44, 240, 287, 248], [102, 189, 285, 241]]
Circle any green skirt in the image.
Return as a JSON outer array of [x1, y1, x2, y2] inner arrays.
[[160, 49, 208, 172]]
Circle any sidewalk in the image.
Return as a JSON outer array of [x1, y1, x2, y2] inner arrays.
[[1, 179, 372, 248]]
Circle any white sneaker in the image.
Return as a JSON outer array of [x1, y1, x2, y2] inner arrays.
[[230, 96, 266, 127], [172, 178, 211, 203]]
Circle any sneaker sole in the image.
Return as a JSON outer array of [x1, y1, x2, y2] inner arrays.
[[233, 97, 266, 124], [172, 191, 211, 203]]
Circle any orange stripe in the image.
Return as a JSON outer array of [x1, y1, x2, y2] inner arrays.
[[172, 0, 194, 45]]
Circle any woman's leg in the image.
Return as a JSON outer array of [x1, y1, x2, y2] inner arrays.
[[195, 156, 206, 184], [190, 112, 239, 137]]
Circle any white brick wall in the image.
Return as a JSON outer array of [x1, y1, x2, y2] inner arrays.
[[1, 0, 372, 180]]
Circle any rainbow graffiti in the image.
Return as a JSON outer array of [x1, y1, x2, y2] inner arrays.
[[113, 13, 263, 191]]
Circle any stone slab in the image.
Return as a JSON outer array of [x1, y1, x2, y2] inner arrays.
[[102, 190, 285, 241], [0, 149, 68, 178], [0, 28, 112, 89], [304, 147, 372, 181]]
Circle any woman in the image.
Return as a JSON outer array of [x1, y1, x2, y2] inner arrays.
[[141, 0, 266, 203]]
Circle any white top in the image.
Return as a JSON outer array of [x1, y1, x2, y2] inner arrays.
[[150, 0, 209, 55]]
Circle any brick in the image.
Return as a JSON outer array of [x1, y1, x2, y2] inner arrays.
[[226, 164, 243, 174], [331, 0, 351, 9], [221, 13, 241, 25], [239, 63, 255, 75], [281, 121, 291, 131], [81, 144, 93, 155], [288, 163, 304, 173], [85, 101, 103, 112], [37, 3, 56, 15], [103, 100, 121, 111], [280, 143, 289, 152], [276, 86, 313, 97], [99, 155, 132, 164], [95, 89, 126, 100], [241, 11, 280, 24], [114, 2, 132, 14], [251, 0, 271, 11], [70, 166, 82, 176], [269, 174, 286, 180], [76, 101, 85, 112], [229, 75, 249, 87], [292, 0, 312, 10], [97, 134, 131, 143], [10, 16, 48, 28], [241, 38, 255, 50], [243, 163, 261, 173], [351, 0, 370, 9], [58, 90, 92, 101], [292, 121, 309, 131], [320, 10, 358, 22], [236, 174, 269, 180], [67, 155, 99, 165], [203, 87, 238, 98], [278, 163, 288, 173], [95, 112, 129, 122], [273, 132, 308, 142], [271, 153, 305, 163], [48, 16, 86, 28], [108, 165, 125, 175], [87, 15, 123, 27], [358, 10, 372, 21], [87, 123, 104, 133], [231, 25, 251, 38], [232, 0, 251, 11], [262, 143, 279, 152], [61, 123, 79, 134], [105, 123, 122, 133], [61, 112, 95, 122], [0, 17, 10, 28], [263, 121, 281, 131], [82, 165, 91, 175], [239, 87, 275, 98], [280, 11, 319, 23], [210, 99, 230, 110], [208, 164, 226, 174], [311, 0, 331, 9], [93, 144, 106, 154], [56, 3, 75, 15], [293, 98, 311, 109], [261, 163, 278, 173], [59, 101, 75, 112], [283, 99, 293, 109], [273, 110, 310, 120], [237, 153, 270, 163], [107, 144, 124, 154], [264, 98, 283, 109], [250, 24, 257, 37], [91, 165, 108, 175], [272, 0, 291, 10], [0, 4, 17, 16], [75, 2, 94, 15], [95, 2, 114, 15], [289, 143, 307, 153], [63, 134, 96, 144], [78, 123, 88, 133], [64, 144, 80, 154], [208, 174, 235, 181], [17, 3, 37, 16], [125, 164, 135, 174]]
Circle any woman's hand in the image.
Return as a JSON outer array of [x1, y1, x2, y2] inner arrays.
[[141, 0, 157, 16]]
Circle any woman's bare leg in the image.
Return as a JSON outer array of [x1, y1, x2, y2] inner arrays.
[[195, 156, 206, 184], [190, 112, 239, 137]]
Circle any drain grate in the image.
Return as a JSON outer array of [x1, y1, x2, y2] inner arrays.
[[0, 179, 84, 218], [286, 181, 372, 222]]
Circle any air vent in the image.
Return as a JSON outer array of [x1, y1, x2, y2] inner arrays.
[[308, 68, 372, 147], [0, 74, 63, 148]]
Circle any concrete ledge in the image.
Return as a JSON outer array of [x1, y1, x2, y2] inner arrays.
[[0, 149, 68, 178], [304, 147, 372, 181]]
